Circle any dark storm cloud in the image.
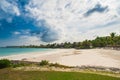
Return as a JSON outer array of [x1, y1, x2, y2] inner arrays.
[[31, 29, 59, 42], [65, 2, 71, 8], [84, 4, 108, 17], [0, 0, 59, 42], [30, 20, 59, 42]]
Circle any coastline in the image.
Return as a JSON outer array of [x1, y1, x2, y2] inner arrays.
[[0, 49, 68, 60], [0, 49, 120, 69]]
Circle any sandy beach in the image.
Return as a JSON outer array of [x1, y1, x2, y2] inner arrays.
[[0, 49, 120, 68]]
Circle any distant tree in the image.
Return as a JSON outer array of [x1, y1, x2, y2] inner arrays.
[[110, 32, 116, 38], [9, 32, 120, 49], [81, 40, 91, 49]]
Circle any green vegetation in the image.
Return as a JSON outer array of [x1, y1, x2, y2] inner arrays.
[[49, 63, 71, 68], [6, 32, 120, 49], [0, 69, 119, 80], [0, 59, 34, 69], [0, 59, 120, 79], [0, 59, 70, 69], [0, 59, 11, 69], [39, 60, 49, 66], [12, 62, 30, 68], [39, 60, 71, 68]]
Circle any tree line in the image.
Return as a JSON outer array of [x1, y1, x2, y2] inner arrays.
[[7, 32, 120, 49]]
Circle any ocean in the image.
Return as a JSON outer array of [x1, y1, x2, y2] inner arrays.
[[0, 48, 52, 57]]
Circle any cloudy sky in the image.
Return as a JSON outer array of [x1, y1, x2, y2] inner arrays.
[[0, 0, 120, 47]]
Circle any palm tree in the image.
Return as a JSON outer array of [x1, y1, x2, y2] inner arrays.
[[110, 32, 116, 46], [110, 32, 116, 38]]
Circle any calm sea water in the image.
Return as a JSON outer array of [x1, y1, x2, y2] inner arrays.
[[0, 48, 52, 57]]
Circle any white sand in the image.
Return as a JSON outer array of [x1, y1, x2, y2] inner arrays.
[[0, 49, 120, 68], [58, 49, 120, 68]]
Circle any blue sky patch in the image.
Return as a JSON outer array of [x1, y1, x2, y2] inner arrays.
[[0, 0, 120, 47]]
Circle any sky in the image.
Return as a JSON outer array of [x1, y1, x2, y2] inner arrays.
[[0, 0, 120, 47]]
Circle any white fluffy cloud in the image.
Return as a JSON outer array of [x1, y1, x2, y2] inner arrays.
[[13, 31, 21, 35], [1, 0, 120, 47], [24, 0, 120, 43], [0, 35, 42, 47], [0, 0, 20, 16]]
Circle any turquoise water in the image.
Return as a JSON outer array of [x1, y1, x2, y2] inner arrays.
[[0, 48, 52, 57]]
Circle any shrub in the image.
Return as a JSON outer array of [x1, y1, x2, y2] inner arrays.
[[0, 59, 11, 69], [49, 63, 71, 68], [49, 63, 60, 67], [39, 60, 49, 66], [12, 63, 27, 68]]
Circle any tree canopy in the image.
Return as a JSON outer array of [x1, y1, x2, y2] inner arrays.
[[6, 32, 120, 49]]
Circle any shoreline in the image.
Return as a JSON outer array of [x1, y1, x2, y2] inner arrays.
[[0, 49, 75, 61], [0, 49, 120, 69]]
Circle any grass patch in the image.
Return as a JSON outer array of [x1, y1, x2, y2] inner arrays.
[[0, 68, 120, 80]]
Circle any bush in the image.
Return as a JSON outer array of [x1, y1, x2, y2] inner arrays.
[[49, 63, 60, 67], [49, 63, 70, 68], [39, 60, 49, 66], [12, 63, 27, 68], [0, 59, 11, 69]]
